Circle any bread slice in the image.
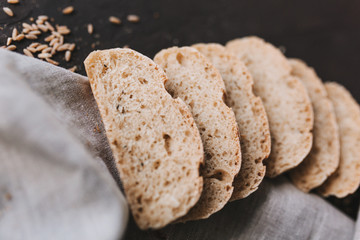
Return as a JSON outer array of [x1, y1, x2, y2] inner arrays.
[[192, 43, 270, 200], [318, 82, 360, 198], [226, 36, 314, 177], [154, 47, 241, 221], [289, 59, 340, 192], [84, 48, 204, 229]]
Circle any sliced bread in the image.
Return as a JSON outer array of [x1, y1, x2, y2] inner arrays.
[[289, 59, 340, 192], [226, 36, 314, 177], [318, 82, 360, 198], [192, 43, 270, 200], [84, 48, 204, 229], [154, 47, 241, 221]]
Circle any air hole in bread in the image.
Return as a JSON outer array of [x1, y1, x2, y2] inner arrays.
[[138, 77, 148, 84], [153, 160, 161, 170], [163, 134, 172, 155], [226, 185, 231, 191], [209, 170, 225, 181], [122, 72, 130, 78], [130, 94, 133, 99], [189, 100, 194, 108], [135, 135, 141, 141], [176, 53, 184, 64]]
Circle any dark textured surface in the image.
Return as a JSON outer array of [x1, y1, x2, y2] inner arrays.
[[1, 0, 359, 233]]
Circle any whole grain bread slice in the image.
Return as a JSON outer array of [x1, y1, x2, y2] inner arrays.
[[154, 47, 241, 221], [192, 43, 270, 200], [226, 36, 314, 177], [84, 48, 204, 229], [318, 82, 360, 198], [289, 59, 340, 192]]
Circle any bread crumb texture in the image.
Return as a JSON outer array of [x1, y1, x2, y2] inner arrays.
[[226, 36, 314, 177], [154, 47, 241, 221], [84, 48, 204, 229], [193, 43, 270, 200]]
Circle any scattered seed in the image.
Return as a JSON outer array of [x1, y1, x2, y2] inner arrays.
[[23, 49, 34, 57], [15, 34, 24, 41], [65, 50, 71, 62], [49, 38, 58, 46], [123, 44, 130, 48], [45, 21, 55, 31], [22, 28, 30, 34], [51, 42, 60, 55], [3, 7, 14, 17], [45, 58, 59, 65], [91, 43, 96, 49], [127, 14, 140, 23], [29, 42, 40, 48], [42, 47, 52, 53], [68, 66, 77, 72], [52, 31, 61, 38], [59, 36, 64, 45], [37, 24, 48, 32], [38, 15, 48, 21], [22, 23, 33, 30], [109, 16, 121, 24], [6, 37, 12, 46], [38, 53, 52, 59], [27, 47, 37, 53], [29, 30, 41, 35], [62, 6, 74, 15], [44, 34, 55, 42], [68, 43, 76, 51], [8, 0, 19, 4], [36, 19, 44, 25], [31, 24, 38, 30], [29, 17, 34, 22], [87, 24, 93, 34], [36, 44, 48, 51], [12, 28, 18, 39], [6, 45, 16, 51], [57, 44, 69, 51], [25, 34, 37, 40], [57, 27, 70, 35]]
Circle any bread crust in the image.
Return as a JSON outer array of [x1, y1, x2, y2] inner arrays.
[[289, 59, 340, 192], [84, 48, 204, 229], [226, 37, 314, 177], [154, 47, 241, 221], [319, 82, 360, 198], [193, 43, 270, 199]]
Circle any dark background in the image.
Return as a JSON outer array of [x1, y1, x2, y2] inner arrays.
[[1, 0, 359, 102], [1, 0, 360, 235]]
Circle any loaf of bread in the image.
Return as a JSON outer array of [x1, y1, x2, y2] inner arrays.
[[192, 43, 270, 200], [226, 36, 314, 177], [319, 82, 360, 198], [289, 59, 340, 192], [84, 48, 204, 229], [154, 47, 241, 221]]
